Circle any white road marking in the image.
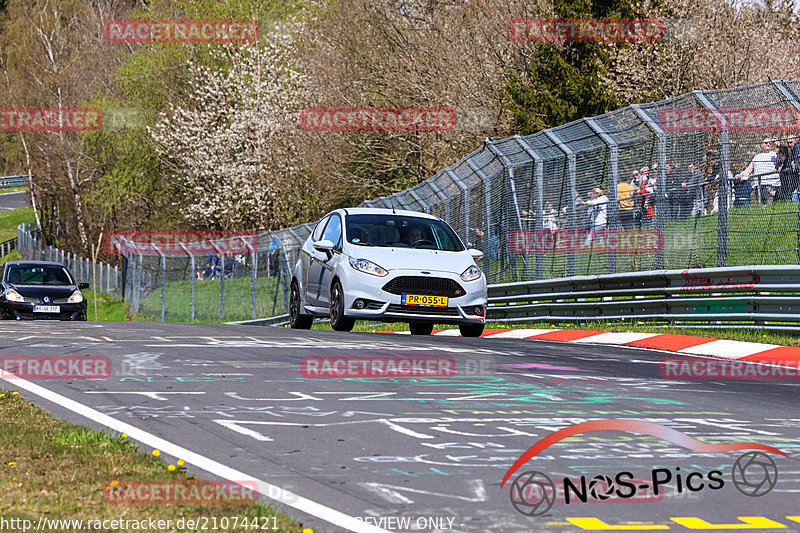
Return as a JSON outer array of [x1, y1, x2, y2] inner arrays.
[[569, 332, 660, 345], [0, 374, 389, 533], [678, 340, 781, 359], [84, 391, 205, 401], [487, 329, 553, 338]]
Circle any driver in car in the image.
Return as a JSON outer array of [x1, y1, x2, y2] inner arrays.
[[402, 225, 425, 246]]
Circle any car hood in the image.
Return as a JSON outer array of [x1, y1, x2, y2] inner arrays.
[[345, 246, 476, 274], [6, 284, 76, 298]]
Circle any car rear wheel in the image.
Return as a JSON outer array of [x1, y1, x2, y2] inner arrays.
[[330, 281, 355, 332], [290, 282, 313, 329], [459, 323, 484, 337], [409, 322, 433, 335]]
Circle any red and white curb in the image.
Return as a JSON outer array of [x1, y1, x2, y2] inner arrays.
[[381, 328, 800, 366]]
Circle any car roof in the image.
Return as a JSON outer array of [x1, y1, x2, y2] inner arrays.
[[4, 260, 66, 267], [336, 207, 440, 220]]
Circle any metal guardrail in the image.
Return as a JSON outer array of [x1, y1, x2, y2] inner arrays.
[[0, 238, 16, 258], [487, 265, 800, 328], [0, 175, 27, 189]]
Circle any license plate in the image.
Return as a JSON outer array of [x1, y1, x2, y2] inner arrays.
[[33, 305, 60, 313], [402, 294, 448, 307]]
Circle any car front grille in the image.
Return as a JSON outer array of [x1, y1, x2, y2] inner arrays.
[[19, 296, 70, 304], [386, 304, 459, 316], [383, 276, 465, 298]]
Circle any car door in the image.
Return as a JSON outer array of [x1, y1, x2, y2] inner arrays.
[[307, 214, 342, 307], [301, 215, 329, 305]]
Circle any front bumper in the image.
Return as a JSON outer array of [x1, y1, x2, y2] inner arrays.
[[341, 269, 487, 325], [0, 301, 87, 321]]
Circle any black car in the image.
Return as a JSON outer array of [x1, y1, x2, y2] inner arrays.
[[0, 260, 88, 320]]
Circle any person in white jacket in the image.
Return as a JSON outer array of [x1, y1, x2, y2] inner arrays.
[[583, 187, 608, 247]]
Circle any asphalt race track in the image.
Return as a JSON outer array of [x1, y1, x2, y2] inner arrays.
[[0, 191, 28, 211], [1, 321, 799, 532]]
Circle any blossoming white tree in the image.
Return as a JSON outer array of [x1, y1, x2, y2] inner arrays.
[[150, 17, 306, 230]]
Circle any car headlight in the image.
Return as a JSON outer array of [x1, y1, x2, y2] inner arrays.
[[461, 265, 482, 282], [3, 289, 23, 303], [67, 290, 84, 304], [349, 257, 388, 277]]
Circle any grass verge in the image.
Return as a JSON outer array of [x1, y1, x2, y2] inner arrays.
[[0, 390, 306, 532], [0, 207, 33, 243]]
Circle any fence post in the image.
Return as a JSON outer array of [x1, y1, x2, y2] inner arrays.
[[631, 104, 667, 269], [694, 90, 731, 267], [210, 241, 224, 319], [445, 168, 471, 247], [240, 236, 256, 319], [392, 193, 413, 211], [585, 118, 619, 274], [151, 244, 166, 322], [407, 187, 429, 214], [427, 178, 451, 224], [513, 135, 545, 280], [544, 130, 577, 276], [486, 140, 527, 280], [179, 243, 195, 320], [466, 155, 494, 278]]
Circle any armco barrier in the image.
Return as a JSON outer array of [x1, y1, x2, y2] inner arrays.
[[486, 265, 800, 327], [0, 175, 26, 189]]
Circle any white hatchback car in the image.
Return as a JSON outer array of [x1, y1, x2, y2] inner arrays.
[[290, 208, 488, 336]]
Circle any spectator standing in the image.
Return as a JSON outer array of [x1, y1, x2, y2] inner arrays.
[[685, 163, 705, 217], [617, 176, 635, 228], [582, 187, 608, 246], [743, 138, 779, 204], [776, 143, 793, 201], [542, 201, 559, 231], [787, 134, 800, 199], [268, 237, 280, 277]]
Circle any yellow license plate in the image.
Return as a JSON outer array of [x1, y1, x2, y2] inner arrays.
[[402, 294, 448, 307]]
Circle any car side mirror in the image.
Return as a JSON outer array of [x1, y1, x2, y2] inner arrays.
[[79, 282, 90, 290], [468, 248, 484, 262], [313, 240, 335, 257]]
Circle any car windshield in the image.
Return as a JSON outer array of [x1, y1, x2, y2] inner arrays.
[[345, 214, 464, 251], [6, 265, 74, 286]]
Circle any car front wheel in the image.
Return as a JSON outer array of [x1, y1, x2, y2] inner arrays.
[[290, 282, 313, 329], [459, 323, 484, 337], [409, 322, 433, 335], [329, 281, 355, 332]]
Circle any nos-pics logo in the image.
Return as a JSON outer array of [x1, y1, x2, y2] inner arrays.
[[501, 419, 785, 518]]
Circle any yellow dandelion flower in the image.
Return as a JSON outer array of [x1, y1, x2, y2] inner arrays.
[[168, 465, 176, 471], [7, 462, 16, 466], [177, 459, 184, 466], [152, 450, 160, 457], [121, 433, 128, 439], [110, 480, 119, 486]]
